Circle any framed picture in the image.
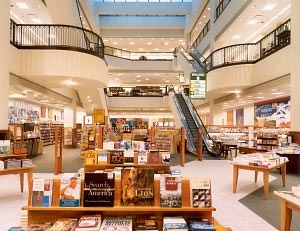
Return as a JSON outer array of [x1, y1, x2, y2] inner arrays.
[[84, 116, 93, 125]]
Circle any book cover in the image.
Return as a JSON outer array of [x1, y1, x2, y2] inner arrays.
[[59, 174, 81, 207], [100, 216, 133, 231], [137, 150, 148, 164], [0, 140, 10, 154], [190, 178, 211, 208], [125, 141, 133, 150], [163, 216, 188, 231], [161, 152, 171, 165], [147, 150, 160, 164], [187, 219, 216, 231], [27, 222, 52, 231], [97, 149, 108, 164], [103, 141, 115, 150], [114, 141, 120, 149], [31, 178, 53, 207], [170, 168, 182, 176], [135, 215, 159, 231], [49, 218, 78, 231], [83, 172, 115, 207], [85, 150, 98, 165], [109, 150, 124, 164], [124, 149, 135, 164], [75, 215, 102, 231], [160, 175, 182, 208], [121, 168, 154, 206]]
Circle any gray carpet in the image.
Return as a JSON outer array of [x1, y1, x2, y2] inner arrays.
[[239, 172, 300, 231]]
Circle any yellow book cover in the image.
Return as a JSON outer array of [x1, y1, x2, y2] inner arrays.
[[85, 150, 98, 165]]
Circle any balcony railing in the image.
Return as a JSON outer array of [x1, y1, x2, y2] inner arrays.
[[191, 19, 210, 49], [10, 20, 105, 60], [215, 0, 231, 21], [204, 19, 291, 72], [105, 46, 174, 60]]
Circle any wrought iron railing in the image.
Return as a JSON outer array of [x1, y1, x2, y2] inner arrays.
[[215, 0, 231, 21], [105, 46, 174, 60], [204, 19, 291, 72], [191, 19, 210, 49], [10, 20, 105, 60]]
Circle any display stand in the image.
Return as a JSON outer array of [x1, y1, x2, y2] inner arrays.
[[54, 126, 63, 175]]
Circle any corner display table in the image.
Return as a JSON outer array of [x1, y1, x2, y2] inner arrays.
[[274, 191, 300, 231], [232, 160, 288, 199]]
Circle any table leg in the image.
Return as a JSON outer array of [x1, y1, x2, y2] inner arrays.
[[263, 170, 269, 200], [19, 172, 24, 192], [281, 164, 286, 187], [233, 165, 239, 193], [280, 200, 292, 231], [254, 171, 258, 183]]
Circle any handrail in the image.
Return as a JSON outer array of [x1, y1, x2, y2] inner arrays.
[[9, 19, 105, 60], [191, 19, 210, 49], [204, 19, 291, 72], [215, 0, 231, 22]]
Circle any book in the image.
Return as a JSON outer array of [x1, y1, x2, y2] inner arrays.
[[161, 152, 171, 165], [99, 216, 133, 231], [109, 150, 124, 164], [170, 168, 182, 176], [190, 178, 211, 208], [59, 174, 81, 207], [163, 216, 188, 231], [160, 175, 182, 208], [31, 178, 53, 207], [85, 150, 98, 165], [135, 215, 159, 231], [147, 150, 160, 164], [124, 149, 135, 164], [7, 227, 26, 231], [187, 219, 216, 231], [121, 168, 154, 206], [75, 215, 102, 231], [27, 222, 52, 231], [137, 150, 148, 164], [97, 149, 108, 164], [49, 218, 78, 231], [83, 172, 115, 207], [0, 140, 11, 154], [125, 141, 133, 150]]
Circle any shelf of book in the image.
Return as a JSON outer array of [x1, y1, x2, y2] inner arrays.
[[84, 164, 171, 173]]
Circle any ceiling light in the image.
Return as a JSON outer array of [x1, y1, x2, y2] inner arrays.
[[63, 80, 77, 86], [129, 42, 135, 45], [248, 19, 259, 25], [16, 2, 29, 9], [272, 92, 283, 95], [164, 42, 169, 45], [32, 18, 42, 23], [138, 48, 143, 51], [136, 75, 141, 78], [136, 79, 141, 82], [207, 7, 211, 10], [255, 96, 265, 99], [232, 35, 241, 40], [145, 78, 150, 80], [103, 39, 108, 42], [262, 4, 276, 11], [9, 93, 25, 98], [113, 42, 118, 45], [154, 48, 160, 51], [147, 42, 152, 45]]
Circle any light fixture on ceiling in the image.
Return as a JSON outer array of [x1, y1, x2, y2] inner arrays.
[[32, 18, 42, 23], [232, 35, 241, 40], [262, 4, 276, 11], [63, 80, 77, 86], [16, 2, 29, 9]]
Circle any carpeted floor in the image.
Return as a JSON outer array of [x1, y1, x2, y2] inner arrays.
[[239, 172, 300, 231]]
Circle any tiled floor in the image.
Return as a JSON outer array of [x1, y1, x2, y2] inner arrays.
[[0, 155, 279, 231]]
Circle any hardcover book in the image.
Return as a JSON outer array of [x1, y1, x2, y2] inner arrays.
[[125, 141, 133, 150], [187, 219, 216, 231], [121, 168, 154, 206], [147, 150, 160, 164], [59, 174, 81, 207], [49, 218, 78, 231], [97, 149, 108, 164], [27, 222, 52, 231], [161, 152, 171, 165], [135, 215, 159, 231], [137, 150, 148, 164], [160, 175, 182, 208], [99, 216, 133, 231], [75, 214, 102, 231], [163, 216, 188, 231], [124, 149, 135, 164], [85, 150, 98, 165], [83, 172, 115, 207], [190, 178, 211, 208], [109, 150, 124, 164], [31, 178, 53, 207]]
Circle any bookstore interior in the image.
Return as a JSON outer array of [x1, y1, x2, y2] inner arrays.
[[2, 0, 300, 231]]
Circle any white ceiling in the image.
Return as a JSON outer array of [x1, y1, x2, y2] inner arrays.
[[8, 0, 291, 114]]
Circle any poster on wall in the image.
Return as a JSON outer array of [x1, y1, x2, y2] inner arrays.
[[236, 108, 244, 126], [254, 98, 290, 127], [94, 109, 105, 125], [41, 106, 46, 118]]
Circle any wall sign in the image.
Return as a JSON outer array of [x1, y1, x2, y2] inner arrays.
[[190, 72, 206, 99]]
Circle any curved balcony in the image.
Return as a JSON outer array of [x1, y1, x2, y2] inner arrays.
[[204, 19, 291, 72], [10, 20, 105, 60]]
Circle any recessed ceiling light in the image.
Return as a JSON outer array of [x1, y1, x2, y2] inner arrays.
[[136, 75, 141, 78], [248, 19, 259, 25], [136, 79, 141, 82], [32, 18, 42, 23], [258, 92, 264, 95], [129, 42, 135, 45], [164, 42, 169, 45], [63, 80, 77, 86], [147, 42, 152, 45], [255, 96, 265, 99], [16, 2, 29, 9], [154, 48, 160, 51], [145, 78, 150, 80], [262, 4, 276, 11], [232, 35, 241, 40], [272, 92, 283, 95], [113, 42, 118, 45], [138, 48, 143, 51]]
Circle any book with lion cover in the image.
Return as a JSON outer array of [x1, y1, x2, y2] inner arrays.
[[121, 168, 154, 206]]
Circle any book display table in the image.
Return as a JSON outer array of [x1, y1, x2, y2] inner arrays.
[[232, 154, 288, 199]]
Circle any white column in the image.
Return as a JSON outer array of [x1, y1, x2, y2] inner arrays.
[[64, 103, 77, 128], [290, 0, 300, 130], [0, 1, 10, 129]]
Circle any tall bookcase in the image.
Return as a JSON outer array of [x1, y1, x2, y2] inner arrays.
[[40, 123, 63, 146]]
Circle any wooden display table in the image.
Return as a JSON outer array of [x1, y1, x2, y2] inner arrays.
[[276, 153, 300, 174], [239, 146, 258, 154], [274, 191, 300, 231], [232, 161, 287, 199], [0, 165, 34, 193]]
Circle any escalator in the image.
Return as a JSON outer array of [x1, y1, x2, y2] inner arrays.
[[174, 93, 221, 156]]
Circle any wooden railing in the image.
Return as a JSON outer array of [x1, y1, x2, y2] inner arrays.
[[10, 20, 105, 60]]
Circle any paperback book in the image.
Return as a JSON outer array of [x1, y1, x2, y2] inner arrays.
[[59, 174, 81, 207], [160, 174, 182, 208], [187, 219, 216, 231], [31, 178, 53, 207], [147, 150, 160, 164], [83, 172, 115, 207], [161, 152, 171, 165], [135, 215, 159, 231], [109, 150, 124, 164], [49, 218, 78, 231], [190, 178, 211, 208], [97, 149, 108, 164], [137, 150, 148, 164], [124, 149, 135, 164], [100, 216, 133, 231], [75, 214, 102, 231], [121, 168, 154, 206], [163, 216, 188, 231], [85, 150, 98, 165], [27, 222, 52, 231]]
